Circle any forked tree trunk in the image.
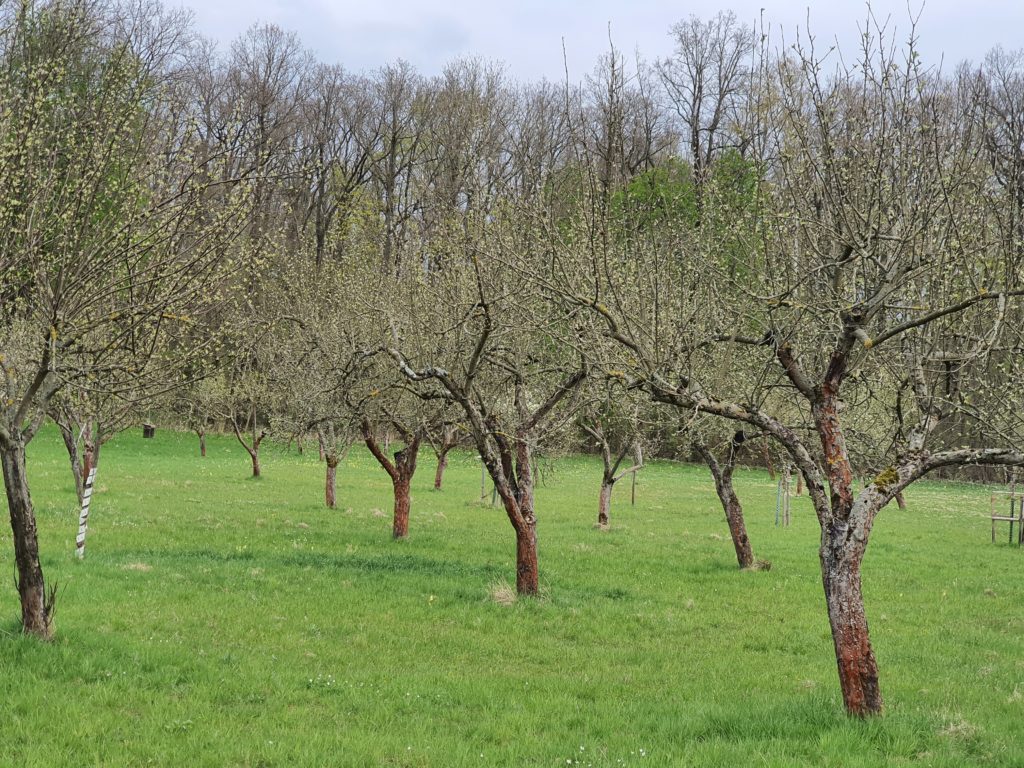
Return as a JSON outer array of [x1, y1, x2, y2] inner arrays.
[[597, 479, 613, 527], [250, 449, 261, 478], [393, 478, 411, 538], [1, 442, 51, 638], [821, 537, 882, 716], [325, 455, 338, 508], [362, 420, 421, 540], [434, 447, 450, 490]]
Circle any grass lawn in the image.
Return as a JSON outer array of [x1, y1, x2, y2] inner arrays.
[[0, 425, 1022, 766]]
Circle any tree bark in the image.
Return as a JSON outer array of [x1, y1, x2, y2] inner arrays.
[[696, 441, 755, 569], [598, 479, 613, 527], [1, 441, 52, 638], [434, 447, 450, 490], [362, 419, 420, 539], [393, 478, 411, 538], [710, 466, 754, 568], [250, 450, 261, 478], [821, 535, 882, 716], [197, 429, 207, 458], [895, 491, 906, 510], [325, 456, 338, 508], [515, 522, 539, 595]]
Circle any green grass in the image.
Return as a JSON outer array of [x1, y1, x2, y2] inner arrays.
[[0, 425, 1022, 766]]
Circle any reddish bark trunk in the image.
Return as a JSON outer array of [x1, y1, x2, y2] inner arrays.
[[250, 450, 261, 478], [393, 478, 411, 539], [821, 539, 882, 716], [325, 456, 338, 508], [711, 471, 755, 568], [515, 523, 539, 595], [362, 420, 421, 539], [434, 448, 450, 490], [697, 442, 755, 569], [597, 479, 612, 527], [1, 441, 52, 638], [198, 430, 207, 458]]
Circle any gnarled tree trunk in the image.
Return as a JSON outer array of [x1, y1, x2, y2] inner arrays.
[[821, 529, 881, 716], [1, 441, 52, 639]]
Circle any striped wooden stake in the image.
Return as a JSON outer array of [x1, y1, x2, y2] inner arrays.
[[76, 467, 97, 559]]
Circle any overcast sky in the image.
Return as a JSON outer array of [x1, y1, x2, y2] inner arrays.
[[183, 1, 1024, 81]]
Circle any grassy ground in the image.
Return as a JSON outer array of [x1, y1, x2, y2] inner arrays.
[[0, 426, 1021, 767]]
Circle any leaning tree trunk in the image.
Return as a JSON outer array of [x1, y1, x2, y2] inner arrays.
[[709, 467, 754, 569], [434, 447, 450, 490], [821, 534, 882, 716], [696, 443, 755, 569], [1, 442, 52, 638], [325, 455, 339, 508], [392, 477, 411, 538], [597, 478, 613, 527]]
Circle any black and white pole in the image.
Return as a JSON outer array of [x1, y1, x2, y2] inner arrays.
[[76, 467, 97, 559]]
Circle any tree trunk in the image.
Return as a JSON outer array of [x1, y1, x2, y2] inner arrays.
[[434, 448, 450, 490], [393, 478, 411, 539], [1, 441, 52, 639], [895, 491, 906, 510], [57, 420, 84, 504], [711, 468, 754, 569], [317, 430, 326, 462], [325, 456, 338, 509], [821, 538, 882, 716], [83, 442, 95, 483], [722, 485, 754, 568], [515, 522, 539, 595], [598, 479, 613, 527], [697, 443, 755, 569], [198, 429, 207, 458], [250, 449, 261, 478]]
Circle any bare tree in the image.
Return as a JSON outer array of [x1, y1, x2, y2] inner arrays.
[[0, 0, 243, 637], [561, 22, 1024, 715]]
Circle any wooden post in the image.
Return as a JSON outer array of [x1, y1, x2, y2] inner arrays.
[[76, 467, 97, 559]]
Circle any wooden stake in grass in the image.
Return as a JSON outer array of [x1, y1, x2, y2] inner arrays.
[[75, 468, 97, 559]]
